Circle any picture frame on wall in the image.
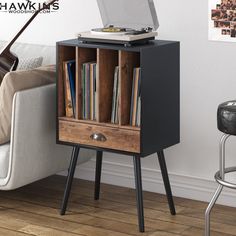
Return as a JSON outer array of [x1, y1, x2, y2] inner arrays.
[[209, 0, 236, 42]]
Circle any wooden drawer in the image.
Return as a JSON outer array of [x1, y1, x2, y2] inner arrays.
[[59, 120, 140, 153]]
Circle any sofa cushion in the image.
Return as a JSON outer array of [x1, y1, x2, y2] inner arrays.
[[0, 65, 55, 145], [0, 41, 56, 66], [17, 56, 43, 71]]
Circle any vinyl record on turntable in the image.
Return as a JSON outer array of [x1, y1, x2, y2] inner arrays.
[[91, 27, 135, 36]]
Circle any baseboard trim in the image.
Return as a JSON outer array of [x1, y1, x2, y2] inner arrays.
[[60, 158, 236, 207]]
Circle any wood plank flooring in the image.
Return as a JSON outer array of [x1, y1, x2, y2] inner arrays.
[[0, 175, 234, 235]]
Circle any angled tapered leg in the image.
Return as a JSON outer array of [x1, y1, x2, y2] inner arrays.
[[205, 185, 223, 236], [94, 151, 103, 200], [157, 150, 176, 215], [60, 146, 80, 215], [133, 156, 145, 232]]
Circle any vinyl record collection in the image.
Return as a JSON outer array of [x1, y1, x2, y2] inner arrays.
[[63, 60, 76, 118], [81, 62, 97, 120], [63, 61, 141, 127]]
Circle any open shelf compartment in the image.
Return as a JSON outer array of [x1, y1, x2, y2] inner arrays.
[[57, 45, 76, 118], [119, 50, 140, 126], [75, 47, 97, 119], [97, 48, 118, 123]]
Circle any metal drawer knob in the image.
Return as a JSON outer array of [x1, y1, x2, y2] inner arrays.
[[90, 133, 107, 142]]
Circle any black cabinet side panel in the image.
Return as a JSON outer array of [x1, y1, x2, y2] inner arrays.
[[141, 42, 180, 157]]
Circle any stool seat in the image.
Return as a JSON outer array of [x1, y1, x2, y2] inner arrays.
[[217, 100, 236, 135]]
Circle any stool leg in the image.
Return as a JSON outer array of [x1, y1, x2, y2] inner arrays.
[[219, 134, 230, 181], [157, 151, 176, 215], [205, 134, 229, 236], [205, 185, 223, 236], [133, 156, 145, 232], [94, 151, 103, 200], [60, 146, 80, 215]]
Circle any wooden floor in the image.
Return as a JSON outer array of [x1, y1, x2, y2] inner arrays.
[[0, 176, 235, 236]]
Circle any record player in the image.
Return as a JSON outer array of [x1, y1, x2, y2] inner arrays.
[[77, 0, 159, 47]]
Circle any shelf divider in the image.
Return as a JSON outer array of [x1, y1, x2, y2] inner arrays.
[[97, 49, 118, 123]]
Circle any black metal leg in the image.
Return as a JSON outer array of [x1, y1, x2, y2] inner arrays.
[[60, 146, 80, 215], [133, 156, 145, 232], [94, 151, 103, 200], [157, 150, 176, 215]]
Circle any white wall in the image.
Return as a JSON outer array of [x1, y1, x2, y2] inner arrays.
[[2, 0, 236, 206], [0, 0, 102, 45]]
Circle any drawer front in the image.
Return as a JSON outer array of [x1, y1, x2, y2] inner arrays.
[[59, 120, 140, 153]]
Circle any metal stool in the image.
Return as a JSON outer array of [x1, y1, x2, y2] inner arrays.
[[205, 100, 236, 236]]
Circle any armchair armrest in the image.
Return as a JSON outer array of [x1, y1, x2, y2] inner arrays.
[[2, 84, 92, 190]]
